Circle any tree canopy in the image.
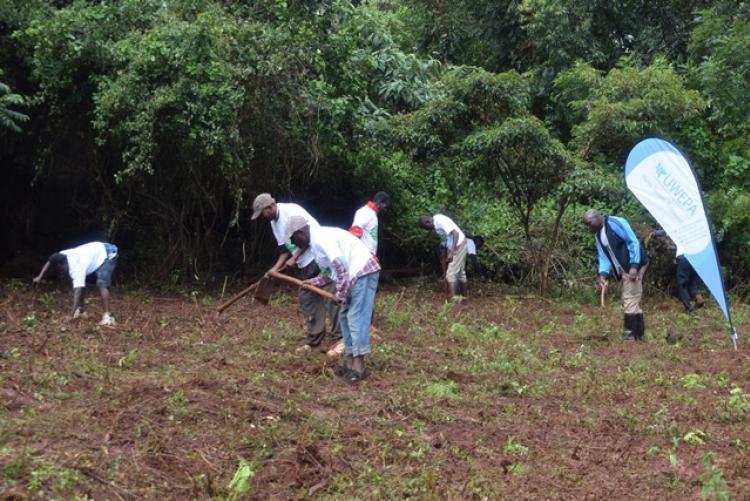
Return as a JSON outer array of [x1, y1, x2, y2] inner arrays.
[[2, 0, 749, 293]]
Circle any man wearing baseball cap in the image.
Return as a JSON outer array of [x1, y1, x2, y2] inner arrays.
[[285, 216, 380, 383], [251, 193, 341, 352]]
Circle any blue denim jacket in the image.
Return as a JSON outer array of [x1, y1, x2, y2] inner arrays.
[[594, 216, 648, 280]]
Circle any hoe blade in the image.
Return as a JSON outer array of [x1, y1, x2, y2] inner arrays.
[[253, 278, 271, 305]]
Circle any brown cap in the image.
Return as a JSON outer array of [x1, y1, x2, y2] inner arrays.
[[283, 215, 309, 241], [251, 193, 275, 220]]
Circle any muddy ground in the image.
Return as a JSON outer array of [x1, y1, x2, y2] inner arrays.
[[1, 277, 749, 499]]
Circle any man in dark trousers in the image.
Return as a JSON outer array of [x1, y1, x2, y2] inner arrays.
[[583, 209, 649, 340], [651, 229, 705, 313], [252, 193, 341, 352]]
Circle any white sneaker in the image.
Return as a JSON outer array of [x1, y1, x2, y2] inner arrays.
[[326, 340, 345, 358], [295, 344, 312, 353], [99, 313, 116, 326], [73, 308, 88, 319]]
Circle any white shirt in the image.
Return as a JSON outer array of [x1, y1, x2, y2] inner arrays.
[[351, 203, 379, 254], [309, 226, 374, 280], [433, 214, 465, 250], [61, 242, 108, 288], [467, 238, 476, 255], [269, 203, 320, 268]]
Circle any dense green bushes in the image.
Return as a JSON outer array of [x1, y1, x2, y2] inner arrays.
[[1, 0, 749, 294]]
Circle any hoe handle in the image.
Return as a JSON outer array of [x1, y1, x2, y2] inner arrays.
[[267, 270, 337, 301], [216, 281, 261, 314]]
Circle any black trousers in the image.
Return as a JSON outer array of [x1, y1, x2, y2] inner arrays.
[[676, 256, 701, 309], [296, 261, 341, 346]]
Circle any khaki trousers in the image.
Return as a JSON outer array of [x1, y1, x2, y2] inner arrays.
[[446, 241, 468, 283], [622, 266, 647, 314]]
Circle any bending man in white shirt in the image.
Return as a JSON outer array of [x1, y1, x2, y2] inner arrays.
[[419, 213, 468, 299], [285, 216, 381, 383], [33, 241, 118, 326], [251, 193, 341, 352]]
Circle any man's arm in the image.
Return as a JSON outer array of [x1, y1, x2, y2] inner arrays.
[[266, 246, 292, 277], [446, 230, 459, 260], [285, 247, 305, 269], [595, 239, 611, 286], [609, 217, 642, 267], [69, 287, 84, 319], [33, 261, 51, 283], [330, 259, 349, 303], [305, 259, 348, 304]]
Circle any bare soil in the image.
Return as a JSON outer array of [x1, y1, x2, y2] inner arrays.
[[1, 278, 749, 499]]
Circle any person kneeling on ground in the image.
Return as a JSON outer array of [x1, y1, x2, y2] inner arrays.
[[583, 209, 649, 341], [33, 241, 119, 326], [285, 216, 380, 383]]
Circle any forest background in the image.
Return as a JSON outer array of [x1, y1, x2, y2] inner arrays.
[[2, 0, 749, 296]]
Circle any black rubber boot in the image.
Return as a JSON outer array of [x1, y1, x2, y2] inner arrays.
[[634, 313, 645, 341], [457, 281, 468, 298], [447, 281, 458, 299], [623, 314, 637, 341]]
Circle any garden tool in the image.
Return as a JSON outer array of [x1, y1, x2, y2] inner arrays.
[[266, 270, 337, 301], [215, 276, 267, 315], [251, 276, 272, 305]]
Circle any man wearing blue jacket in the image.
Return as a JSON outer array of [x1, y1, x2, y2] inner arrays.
[[583, 209, 649, 341]]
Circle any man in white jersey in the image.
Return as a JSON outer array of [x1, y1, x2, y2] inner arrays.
[[285, 216, 381, 383], [251, 193, 341, 351], [419, 213, 468, 299], [33, 241, 119, 325], [349, 192, 390, 256]]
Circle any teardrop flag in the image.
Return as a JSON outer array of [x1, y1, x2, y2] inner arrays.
[[625, 138, 738, 349]]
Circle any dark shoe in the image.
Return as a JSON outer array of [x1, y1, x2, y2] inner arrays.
[[334, 364, 351, 377], [344, 369, 369, 384]]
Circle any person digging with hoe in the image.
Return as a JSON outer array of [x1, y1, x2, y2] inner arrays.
[[251, 193, 342, 353], [583, 209, 649, 341], [286, 216, 380, 383], [419, 214, 468, 300], [33, 241, 119, 326]]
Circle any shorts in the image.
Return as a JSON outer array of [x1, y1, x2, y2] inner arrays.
[[96, 244, 118, 288]]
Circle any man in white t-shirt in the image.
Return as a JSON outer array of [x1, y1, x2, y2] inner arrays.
[[251, 193, 341, 351], [285, 216, 381, 383], [419, 213, 468, 299], [33, 241, 119, 325], [349, 192, 390, 256]]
